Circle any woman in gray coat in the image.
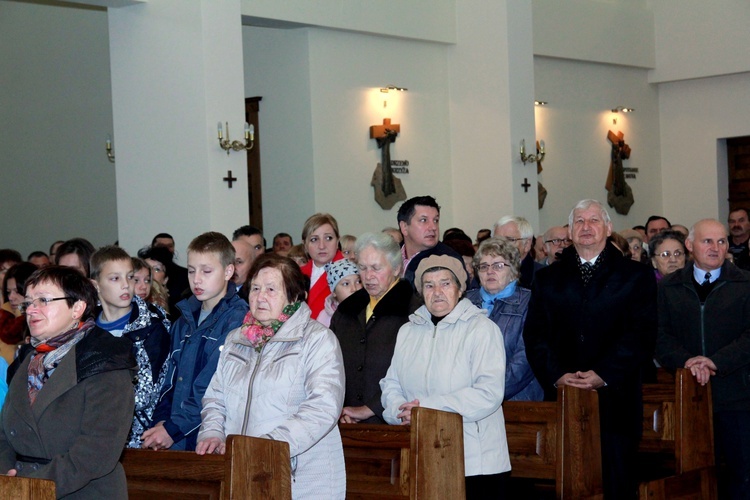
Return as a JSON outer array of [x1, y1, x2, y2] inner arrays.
[[0, 266, 136, 499]]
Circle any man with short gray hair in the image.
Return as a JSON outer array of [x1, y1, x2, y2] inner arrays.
[[524, 199, 657, 498], [493, 215, 542, 288]]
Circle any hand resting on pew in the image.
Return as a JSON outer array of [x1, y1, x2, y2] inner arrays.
[[396, 399, 420, 425], [340, 405, 376, 424], [684, 356, 716, 386], [195, 437, 226, 455], [555, 370, 605, 391], [141, 421, 174, 450]]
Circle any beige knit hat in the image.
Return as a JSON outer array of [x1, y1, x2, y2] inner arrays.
[[414, 254, 468, 294]]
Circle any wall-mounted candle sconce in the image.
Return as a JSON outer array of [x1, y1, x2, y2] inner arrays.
[[380, 85, 408, 93], [520, 139, 545, 165], [105, 135, 115, 163], [611, 106, 634, 124], [217, 122, 254, 155], [534, 100, 548, 106]]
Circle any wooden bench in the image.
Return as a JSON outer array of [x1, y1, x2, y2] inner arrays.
[[637, 368, 716, 499], [121, 434, 291, 499], [339, 406, 465, 499], [0, 476, 55, 499], [504, 384, 604, 499], [504, 368, 716, 499]]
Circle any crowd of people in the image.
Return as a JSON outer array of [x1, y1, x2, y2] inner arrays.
[[0, 196, 748, 499]]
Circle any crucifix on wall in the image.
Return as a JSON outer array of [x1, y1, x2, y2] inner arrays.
[[369, 118, 407, 210]]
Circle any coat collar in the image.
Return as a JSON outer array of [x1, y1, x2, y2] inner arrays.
[[233, 302, 313, 348], [337, 279, 415, 317], [411, 297, 482, 326], [665, 261, 749, 286]]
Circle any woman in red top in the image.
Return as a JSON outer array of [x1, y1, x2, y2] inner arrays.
[[299, 213, 345, 319]]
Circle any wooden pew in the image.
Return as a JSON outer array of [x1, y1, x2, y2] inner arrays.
[[637, 368, 717, 500], [504, 384, 604, 499], [0, 476, 55, 499], [340, 406, 465, 499], [121, 434, 291, 499]]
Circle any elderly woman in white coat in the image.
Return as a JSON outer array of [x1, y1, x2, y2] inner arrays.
[[380, 254, 510, 499], [196, 254, 346, 499]]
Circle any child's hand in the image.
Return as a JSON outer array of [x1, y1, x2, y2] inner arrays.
[[141, 421, 174, 450]]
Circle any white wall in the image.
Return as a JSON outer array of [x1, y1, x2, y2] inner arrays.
[[241, 0, 456, 44], [534, 57, 662, 232], [0, 2, 116, 256], [533, 0, 655, 69], [650, 0, 750, 83], [658, 72, 750, 225], [242, 26, 315, 243]]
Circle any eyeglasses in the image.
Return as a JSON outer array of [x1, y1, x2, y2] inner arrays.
[[502, 237, 528, 243], [656, 250, 684, 259], [544, 238, 572, 246], [20, 297, 71, 313], [477, 262, 509, 273]]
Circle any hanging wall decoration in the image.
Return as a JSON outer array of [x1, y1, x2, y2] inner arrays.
[[605, 130, 634, 215], [370, 118, 407, 210]]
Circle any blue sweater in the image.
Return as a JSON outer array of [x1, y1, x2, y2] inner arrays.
[[152, 286, 248, 450]]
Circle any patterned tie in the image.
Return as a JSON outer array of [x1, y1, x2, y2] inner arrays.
[[581, 262, 594, 285], [702, 272, 712, 286]]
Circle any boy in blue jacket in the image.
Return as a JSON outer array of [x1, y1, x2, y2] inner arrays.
[[142, 232, 248, 451]]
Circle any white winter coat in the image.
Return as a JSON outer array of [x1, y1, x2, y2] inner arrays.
[[380, 298, 511, 476], [199, 302, 346, 499]]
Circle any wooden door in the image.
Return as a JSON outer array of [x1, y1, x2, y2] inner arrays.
[[728, 136, 750, 212], [245, 97, 263, 230]]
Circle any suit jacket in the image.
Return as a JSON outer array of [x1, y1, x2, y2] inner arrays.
[[0, 327, 136, 499], [329, 280, 421, 422], [523, 243, 657, 435]]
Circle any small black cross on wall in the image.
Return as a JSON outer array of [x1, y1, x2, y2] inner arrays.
[[223, 170, 238, 188], [521, 178, 531, 192]]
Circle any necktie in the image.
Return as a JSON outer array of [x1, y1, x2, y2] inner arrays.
[[702, 272, 712, 286], [581, 262, 594, 285]]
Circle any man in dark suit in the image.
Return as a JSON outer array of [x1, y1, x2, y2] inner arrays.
[[524, 199, 657, 499]]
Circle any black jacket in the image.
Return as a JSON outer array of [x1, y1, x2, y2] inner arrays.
[[523, 243, 657, 435], [656, 261, 750, 412], [329, 280, 421, 423]]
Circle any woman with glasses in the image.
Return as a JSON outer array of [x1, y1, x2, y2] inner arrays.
[[649, 230, 687, 282], [0, 266, 136, 499], [466, 238, 544, 401]]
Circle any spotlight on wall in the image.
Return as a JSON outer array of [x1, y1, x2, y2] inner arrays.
[[380, 85, 408, 93], [520, 139, 546, 165], [217, 122, 254, 155], [611, 106, 635, 113], [534, 100, 548, 106]]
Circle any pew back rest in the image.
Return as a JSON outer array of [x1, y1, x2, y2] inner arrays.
[[122, 434, 291, 499], [340, 406, 465, 499], [640, 368, 714, 474], [504, 385, 603, 499]]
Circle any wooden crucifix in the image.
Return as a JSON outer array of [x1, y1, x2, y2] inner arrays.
[[369, 118, 407, 210], [604, 130, 634, 215]]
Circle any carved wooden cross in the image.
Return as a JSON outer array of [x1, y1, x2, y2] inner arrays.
[[223, 170, 237, 188], [370, 118, 401, 198]]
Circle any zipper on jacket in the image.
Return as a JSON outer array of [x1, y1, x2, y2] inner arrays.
[[240, 347, 264, 436], [424, 323, 438, 390]]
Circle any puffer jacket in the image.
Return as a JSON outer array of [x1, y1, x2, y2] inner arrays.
[[380, 298, 510, 476], [199, 302, 346, 499], [466, 286, 544, 401]]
